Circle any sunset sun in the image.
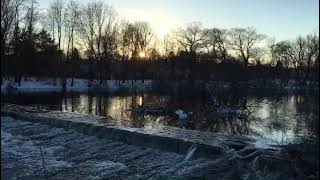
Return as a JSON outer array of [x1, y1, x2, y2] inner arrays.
[[139, 52, 146, 58]]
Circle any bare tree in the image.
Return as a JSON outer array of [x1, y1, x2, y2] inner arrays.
[[118, 21, 133, 81], [174, 21, 205, 53], [202, 28, 228, 61], [134, 21, 154, 58], [304, 34, 319, 80], [64, 0, 79, 59], [269, 41, 292, 68], [250, 47, 267, 65], [101, 6, 119, 60], [288, 36, 307, 71], [288, 34, 319, 81], [50, 0, 64, 50], [25, 0, 40, 40], [77, 3, 97, 59], [120, 21, 137, 61], [42, 7, 55, 42], [163, 32, 177, 58], [94, 1, 107, 61], [77, 1, 112, 60], [119, 21, 154, 61], [99, 6, 119, 80], [1, 0, 24, 55], [12, 0, 25, 55], [228, 27, 265, 67]]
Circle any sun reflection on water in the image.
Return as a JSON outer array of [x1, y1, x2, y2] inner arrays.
[[138, 96, 143, 106]]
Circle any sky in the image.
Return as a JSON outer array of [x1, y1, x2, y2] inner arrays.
[[39, 0, 319, 41]]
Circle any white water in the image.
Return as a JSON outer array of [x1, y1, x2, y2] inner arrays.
[[2, 116, 217, 179], [184, 143, 197, 161]]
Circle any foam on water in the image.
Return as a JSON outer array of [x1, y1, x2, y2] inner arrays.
[[185, 143, 198, 161]]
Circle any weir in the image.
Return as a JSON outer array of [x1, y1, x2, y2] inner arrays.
[[1, 104, 274, 160]]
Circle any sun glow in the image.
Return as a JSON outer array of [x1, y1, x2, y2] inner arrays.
[[139, 52, 146, 58], [119, 8, 177, 40]]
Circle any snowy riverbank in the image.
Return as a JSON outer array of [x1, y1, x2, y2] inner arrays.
[[1, 77, 152, 94], [1, 76, 318, 94]]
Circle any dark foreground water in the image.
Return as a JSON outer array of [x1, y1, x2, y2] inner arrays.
[[2, 91, 319, 145]]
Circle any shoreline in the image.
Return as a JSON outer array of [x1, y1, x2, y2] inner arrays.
[[1, 76, 319, 94]]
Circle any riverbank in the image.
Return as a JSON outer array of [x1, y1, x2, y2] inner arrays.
[[1, 76, 318, 94], [1, 77, 152, 94]]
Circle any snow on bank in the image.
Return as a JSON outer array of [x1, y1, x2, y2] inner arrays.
[[204, 79, 319, 91], [105, 79, 152, 92], [1, 77, 62, 93], [66, 78, 89, 92], [1, 77, 153, 94], [1, 77, 318, 94]]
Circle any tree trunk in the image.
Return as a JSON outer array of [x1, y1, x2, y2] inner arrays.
[[244, 59, 249, 68]]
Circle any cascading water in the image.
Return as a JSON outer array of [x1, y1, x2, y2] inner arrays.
[[2, 116, 216, 179], [3, 105, 307, 179], [184, 143, 197, 161]]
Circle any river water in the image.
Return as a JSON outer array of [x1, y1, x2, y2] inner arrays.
[[2, 91, 318, 145]]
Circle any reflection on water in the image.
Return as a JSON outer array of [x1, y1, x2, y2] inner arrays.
[[138, 96, 143, 106], [2, 92, 319, 144]]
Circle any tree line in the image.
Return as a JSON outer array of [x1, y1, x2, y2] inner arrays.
[[1, 0, 319, 82]]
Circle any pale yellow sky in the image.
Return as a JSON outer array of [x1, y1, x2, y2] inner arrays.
[[40, 0, 319, 41], [118, 8, 179, 39]]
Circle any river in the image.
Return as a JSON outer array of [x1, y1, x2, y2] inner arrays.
[[2, 91, 318, 146]]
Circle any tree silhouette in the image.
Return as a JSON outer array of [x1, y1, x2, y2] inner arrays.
[[1, 0, 319, 83], [174, 22, 205, 53], [228, 27, 265, 68]]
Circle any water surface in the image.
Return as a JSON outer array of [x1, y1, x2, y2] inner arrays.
[[2, 92, 318, 145]]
